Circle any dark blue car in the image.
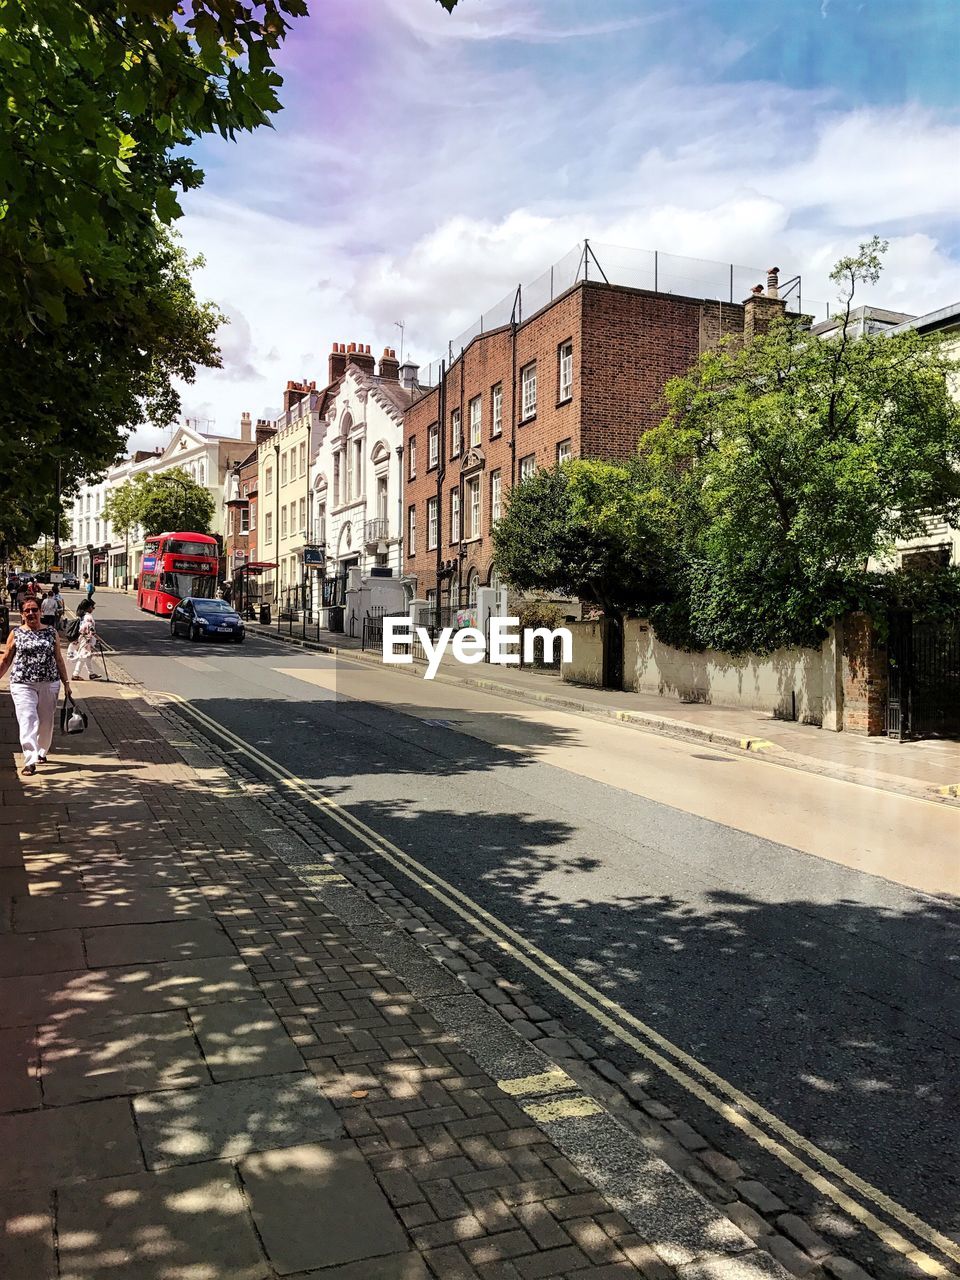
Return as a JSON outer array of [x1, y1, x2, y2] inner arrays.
[[169, 596, 245, 644]]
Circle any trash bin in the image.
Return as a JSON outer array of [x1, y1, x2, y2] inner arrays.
[[0, 605, 9, 643], [259, 603, 271, 626], [328, 606, 344, 633]]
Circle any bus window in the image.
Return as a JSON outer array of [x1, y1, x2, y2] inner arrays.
[[163, 572, 216, 599], [167, 539, 215, 557]]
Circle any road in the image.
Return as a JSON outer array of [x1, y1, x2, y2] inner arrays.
[[88, 591, 960, 1267]]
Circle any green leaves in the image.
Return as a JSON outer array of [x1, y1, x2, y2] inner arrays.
[[105, 467, 216, 538]]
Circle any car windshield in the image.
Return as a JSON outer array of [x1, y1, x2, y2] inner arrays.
[[167, 539, 215, 557], [193, 599, 235, 615]]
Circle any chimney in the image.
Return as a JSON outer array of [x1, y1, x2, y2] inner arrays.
[[255, 419, 276, 446], [329, 342, 347, 384], [379, 346, 400, 380], [283, 379, 311, 412], [240, 410, 252, 442], [743, 282, 785, 344], [347, 341, 376, 375], [399, 360, 420, 390], [766, 267, 780, 299]]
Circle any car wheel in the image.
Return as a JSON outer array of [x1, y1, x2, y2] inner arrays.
[[169, 620, 177, 638], [233, 633, 244, 644], [190, 624, 201, 642]]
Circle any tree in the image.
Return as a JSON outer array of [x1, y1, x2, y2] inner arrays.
[[104, 468, 215, 540], [492, 460, 674, 618], [641, 238, 960, 652]]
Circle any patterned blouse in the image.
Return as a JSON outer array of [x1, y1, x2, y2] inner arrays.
[[11, 625, 59, 684]]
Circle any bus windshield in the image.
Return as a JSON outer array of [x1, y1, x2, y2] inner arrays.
[[162, 573, 216, 599], [167, 539, 215, 557]]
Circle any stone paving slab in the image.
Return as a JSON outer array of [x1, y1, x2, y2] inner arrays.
[[0, 955, 260, 1028], [133, 1071, 345, 1169], [56, 1161, 266, 1280], [0, 929, 85, 978], [0, 1096, 143, 1190], [82, 917, 236, 967], [0, 1025, 40, 1112], [240, 1139, 410, 1273], [13, 885, 211, 932], [39, 1008, 210, 1105], [189, 995, 306, 1081], [0, 1190, 57, 1280]]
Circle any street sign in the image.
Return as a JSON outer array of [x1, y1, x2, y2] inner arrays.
[[302, 546, 324, 566]]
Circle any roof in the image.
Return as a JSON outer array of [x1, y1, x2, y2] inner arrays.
[[887, 301, 960, 336]]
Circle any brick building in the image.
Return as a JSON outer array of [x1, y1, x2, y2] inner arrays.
[[403, 271, 785, 606], [223, 412, 267, 608]]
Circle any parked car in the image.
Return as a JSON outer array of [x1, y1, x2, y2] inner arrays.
[[61, 572, 80, 589], [34, 571, 51, 584], [170, 597, 245, 644]]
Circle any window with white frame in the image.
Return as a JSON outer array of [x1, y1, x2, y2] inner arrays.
[[317, 503, 326, 541], [519, 453, 536, 482], [558, 341, 573, 402], [353, 440, 362, 496], [450, 409, 461, 458], [491, 383, 503, 437], [428, 423, 439, 469], [408, 437, 417, 479], [469, 396, 481, 447], [281, 507, 288, 539], [299, 441, 307, 476], [250, 499, 257, 530], [427, 496, 438, 550], [240, 505, 250, 534], [265, 466, 273, 496], [408, 505, 416, 555], [281, 452, 288, 486], [521, 361, 537, 420], [265, 512, 273, 542], [490, 469, 502, 524], [333, 455, 340, 505], [468, 569, 479, 607], [299, 497, 306, 532], [450, 489, 461, 543], [345, 443, 354, 499], [289, 448, 297, 482], [557, 439, 572, 464], [466, 476, 481, 539]]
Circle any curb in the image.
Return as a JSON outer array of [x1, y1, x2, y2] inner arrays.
[[250, 625, 960, 810]]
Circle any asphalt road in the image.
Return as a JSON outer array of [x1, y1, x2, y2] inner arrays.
[[87, 591, 960, 1256]]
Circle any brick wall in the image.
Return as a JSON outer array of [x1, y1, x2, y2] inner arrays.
[[842, 612, 888, 736]]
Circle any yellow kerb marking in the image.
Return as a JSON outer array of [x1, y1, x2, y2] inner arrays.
[[937, 784, 960, 798], [522, 1096, 604, 1123], [739, 738, 775, 752], [497, 1070, 578, 1098]]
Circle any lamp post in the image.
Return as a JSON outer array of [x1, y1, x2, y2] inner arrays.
[[86, 543, 95, 587]]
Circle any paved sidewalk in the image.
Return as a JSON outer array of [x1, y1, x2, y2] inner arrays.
[[252, 623, 960, 802], [0, 681, 791, 1280]]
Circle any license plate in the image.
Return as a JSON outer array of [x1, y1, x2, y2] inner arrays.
[[217, 626, 232, 633]]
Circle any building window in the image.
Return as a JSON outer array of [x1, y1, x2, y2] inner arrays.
[[450, 489, 461, 543], [317, 503, 326, 541], [451, 409, 461, 459], [240, 505, 250, 534], [333, 455, 340, 506], [428, 423, 439, 469], [427, 496, 438, 550], [519, 453, 536, 482], [299, 441, 307, 476], [250, 499, 257, 529], [408, 505, 416, 556], [85, 494, 91, 513], [264, 466, 273, 496], [491, 383, 503, 437], [281, 452, 288, 486], [467, 569, 479, 608], [198, 460, 206, 485], [290, 448, 297, 482], [557, 439, 572, 464], [408, 437, 417, 480], [354, 440, 362, 497], [299, 497, 306, 533], [345, 443, 354, 500], [490, 469, 502, 524], [265, 512, 273, 542], [466, 476, 481, 539], [469, 396, 481, 447], [521, 361, 537, 420], [281, 507, 288, 539], [558, 341, 573, 402]]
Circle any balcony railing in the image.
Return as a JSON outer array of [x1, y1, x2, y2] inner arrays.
[[364, 518, 389, 546]]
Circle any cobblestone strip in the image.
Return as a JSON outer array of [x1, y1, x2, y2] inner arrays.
[[108, 673, 929, 1280]]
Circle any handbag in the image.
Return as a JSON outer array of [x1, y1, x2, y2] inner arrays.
[[65, 616, 82, 642], [59, 695, 88, 735]]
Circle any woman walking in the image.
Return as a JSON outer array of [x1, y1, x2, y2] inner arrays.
[[0, 596, 73, 775], [71, 601, 99, 680]]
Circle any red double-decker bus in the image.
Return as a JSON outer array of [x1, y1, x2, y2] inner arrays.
[[137, 532, 219, 616]]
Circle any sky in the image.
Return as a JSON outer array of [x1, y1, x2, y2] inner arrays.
[[139, 0, 960, 450]]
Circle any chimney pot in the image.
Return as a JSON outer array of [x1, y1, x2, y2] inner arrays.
[[751, 285, 764, 295], [347, 342, 357, 353], [766, 267, 780, 299]]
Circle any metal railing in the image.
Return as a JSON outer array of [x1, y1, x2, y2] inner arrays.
[[364, 518, 389, 545], [361, 606, 385, 651], [416, 241, 826, 390]]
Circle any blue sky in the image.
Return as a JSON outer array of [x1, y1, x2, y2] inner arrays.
[[153, 0, 960, 447]]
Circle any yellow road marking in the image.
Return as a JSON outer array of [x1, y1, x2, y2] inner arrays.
[[739, 738, 776, 752], [523, 1096, 604, 1123], [160, 691, 957, 1275], [498, 1069, 579, 1098], [937, 784, 960, 798]]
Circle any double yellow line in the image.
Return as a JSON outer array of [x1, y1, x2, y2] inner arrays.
[[162, 691, 957, 1277]]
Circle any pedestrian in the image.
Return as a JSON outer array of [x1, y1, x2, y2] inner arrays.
[[84, 575, 95, 602], [0, 595, 73, 775], [39, 586, 63, 629], [16, 582, 28, 611], [71, 601, 99, 681], [5, 571, 17, 603]]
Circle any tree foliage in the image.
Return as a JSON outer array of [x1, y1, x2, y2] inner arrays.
[[492, 460, 674, 617], [103, 467, 215, 539], [0, 1, 304, 539]]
